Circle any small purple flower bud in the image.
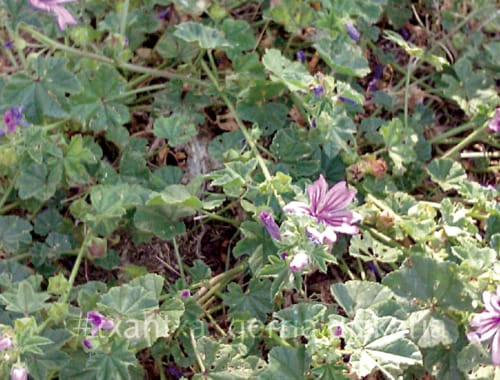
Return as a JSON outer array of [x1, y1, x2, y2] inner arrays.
[[338, 96, 359, 106], [296, 50, 306, 63], [312, 85, 324, 97], [290, 252, 309, 272], [180, 289, 190, 299], [82, 338, 92, 349], [334, 326, 342, 336], [342, 353, 351, 363], [309, 117, 316, 128], [373, 65, 383, 80], [488, 108, 500, 133], [258, 210, 281, 241], [279, 252, 288, 259], [367, 261, 382, 282], [157, 8, 170, 20], [345, 22, 360, 42], [3, 107, 26, 133], [11, 367, 28, 380], [367, 79, 378, 92], [167, 364, 184, 379], [399, 27, 410, 41], [0, 337, 13, 351], [4, 41, 13, 49]]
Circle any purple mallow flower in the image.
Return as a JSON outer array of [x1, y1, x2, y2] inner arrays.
[[312, 85, 324, 97], [87, 310, 114, 336], [488, 108, 500, 133], [3, 107, 27, 134], [258, 210, 281, 241], [333, 326, 342, 336], [180, 289, 190, 299], [296, 50, 306, 63], [29, 0, 77, 31], [367, 261, 382, 282], [338, 96, 358, 106], [289, 251, 309, 272], [279, 252, 289, 259], [0, 336, 13, 351], [4, 41, 13, 49], [284, 175, 362, 244], [467, 286, 500, 365], [11, 367, 28, 380], [345, 22, 360, 42], [157, 8, 170, 20], [82, 338, 92, 350]]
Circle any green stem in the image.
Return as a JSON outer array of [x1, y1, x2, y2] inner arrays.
[[21, 25, 207, 87], [0, 201, 19, 214], [199, 210, 240, 227], [157, 359, 167, 380], [403, 59, 416, 130], [0, 177, 16, 212], [339, 258, 356, 280], [107, 83, 168, 102], [442, 123, 489, 159], [60, 230, 92, 304], [120, 0, 130, 38], [1, 253, 30, 263], [460, 151, 500, 159], [429, 120, 478, 144], [264, 327, 292, 348], [190, 329, 206, 373], [172, 238, 186, 283]]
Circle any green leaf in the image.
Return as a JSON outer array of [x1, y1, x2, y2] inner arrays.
[[330, 281, 396, 318], [99, 284, 158, 319], [63, 135, 101, 184], [0, 216, 32, 253], [407, 309, 458, 348], [237, 100, 288, 136], [86, 341, 137, 380], [349, 230, 402, 263], [119, 137, 150, 182], [440, 57, 499, 115], [270, 303, 326, 339], [427, 158, 467, 191], [312, 363, 351, 380], [0, 280, 50, 314], [314, 37, 370, 77], [262, 49, 313, 92], [70, 65, 130, 145], [192, 338, 265, 379], [343, 309, 422, 379], [33, 208, 64, 237], [383, 255, 473, 311], [258, 346, 310, 380], [221, 19, 255, 59], [153, 114, 197, 146], [15, 159, 63, 201], [155, 27, 199, 62], [317, 108, 357, 159], [133, 205, 186, 239], [233, 221, 277, 272], [129, 273, 165, 300], [174, 21, 231, 49], [271, 127, 321, 178], [379, 118, 418, 174], [263, 0, 316, 34], [1, 57, 80, 123], [223, 278, 273, 322]]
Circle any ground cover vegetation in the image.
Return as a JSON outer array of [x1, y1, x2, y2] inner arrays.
[[0, 0, 499, 379]]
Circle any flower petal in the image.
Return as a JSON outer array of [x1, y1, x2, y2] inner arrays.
[[492, 328, 500, 365], [306, 174, 328, 214], [318, 181, 357, 215], [283, 201, 310, 216]]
